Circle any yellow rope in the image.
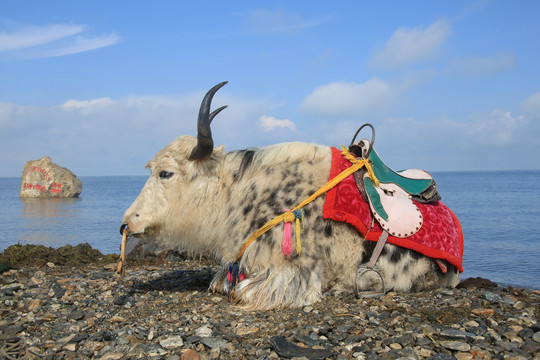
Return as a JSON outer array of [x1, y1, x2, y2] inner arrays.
[[234, 146, 378, 263], [340, 145, 379, 187], [295, 212, 303, 254]]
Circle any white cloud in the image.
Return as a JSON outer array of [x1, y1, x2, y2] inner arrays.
[[465, 109, 524, 145], [301, 78, 396, 117], [0, 24, 84, 51], [62, 98, 115, 114], [3, 88, 539, 176], [0, 91, 280, 176], [449, 51, 516, 77], [370, 19, 451, 68], [0, 23, 119, 59], [355, 109, 533, 171], [259, 115, 296, 132], [244, 10, 332, 33], [520, 91, 540, 117], [38, 32, 120, 58]]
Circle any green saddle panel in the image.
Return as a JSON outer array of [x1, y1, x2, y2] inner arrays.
[[363, 177, 388, 220], [369, 149, 432, 196], [361, 147, 437, 229]]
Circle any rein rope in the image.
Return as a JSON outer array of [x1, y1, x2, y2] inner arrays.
[[233, 145, 379, 264]]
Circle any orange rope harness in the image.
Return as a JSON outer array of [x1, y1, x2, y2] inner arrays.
[[233, 145, 378, 263]]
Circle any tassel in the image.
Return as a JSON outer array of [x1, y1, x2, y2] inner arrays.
[[282, 209, 304, 257], [294, 209, 304, 254], [227, 262, 246, 301], [282, 210, 294, 257], [227, 263, 246, 286]]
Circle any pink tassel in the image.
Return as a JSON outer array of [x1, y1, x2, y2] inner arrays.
[[282, 209, 293, 257]]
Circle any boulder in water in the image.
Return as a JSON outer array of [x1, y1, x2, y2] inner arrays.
[[19, 156, 82, 198]]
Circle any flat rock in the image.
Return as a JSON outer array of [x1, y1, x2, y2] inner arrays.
[[440, 340, 471, 352], [270, 336, 335, 360], [200, 336, 227, 349], [440, 328, 476, 340]]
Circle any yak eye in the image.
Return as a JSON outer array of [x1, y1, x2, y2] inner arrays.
[[159, 170, 174, 180]]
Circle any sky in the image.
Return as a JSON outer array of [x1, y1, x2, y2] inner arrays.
[[1, 1, 539, 177]]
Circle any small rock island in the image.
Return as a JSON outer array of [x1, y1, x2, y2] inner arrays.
[[19, 156, 82, 198]]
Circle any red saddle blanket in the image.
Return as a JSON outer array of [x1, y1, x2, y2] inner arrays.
[[323, 147, 464, 272]]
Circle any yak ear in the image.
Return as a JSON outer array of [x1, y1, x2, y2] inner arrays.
[[189, 82, 228, 161]]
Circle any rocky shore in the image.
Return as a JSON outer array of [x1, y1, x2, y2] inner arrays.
[[1, 254, 539, 359]]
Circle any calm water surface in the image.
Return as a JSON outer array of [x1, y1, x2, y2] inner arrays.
[[0, 172, 538, 289], [0, 176, 146, 255]]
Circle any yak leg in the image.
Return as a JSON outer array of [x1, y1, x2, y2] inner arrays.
[[209, 265, 233, 295], [209, 261, 322, 310], [233, 263, 323, 310], [361, 243, 460, 292]]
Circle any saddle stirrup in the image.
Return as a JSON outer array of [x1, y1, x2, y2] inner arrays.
[[356, 230, 388, 298]]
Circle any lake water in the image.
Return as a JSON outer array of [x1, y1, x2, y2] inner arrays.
[[1, 172, 539, 290]]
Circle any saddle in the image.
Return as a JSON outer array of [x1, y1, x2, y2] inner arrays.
[[349, 137, 441, 238]]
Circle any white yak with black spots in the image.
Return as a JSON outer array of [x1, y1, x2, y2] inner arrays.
[[121, 82, 460, 310]]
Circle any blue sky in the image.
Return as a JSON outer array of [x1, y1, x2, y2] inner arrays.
[[1, 1, 539, 177]]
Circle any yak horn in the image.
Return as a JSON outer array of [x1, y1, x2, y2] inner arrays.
[[189, 81, 228, 160]]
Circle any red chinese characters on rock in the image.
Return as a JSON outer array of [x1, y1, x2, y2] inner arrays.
[[21, 182, 62, 194], [51, 182, 62, 194], [28, 166, 51, 181], [22, 183, 47, 192]]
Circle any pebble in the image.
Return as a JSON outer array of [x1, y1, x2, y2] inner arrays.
[[160, 335, 184, 349], [472, 308, 495, 316], [440, 328, 476, 340], [0, 259, 538, 359], [440, 340, 471, 352], [195, 325, 212, 337]]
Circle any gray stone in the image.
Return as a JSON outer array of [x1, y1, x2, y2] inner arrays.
[[440, 340, 471, 352], [518, 327, 534, 341], [196, 325, 212, 337], [296, 334, 319, 346], [69, 310, 85, 321], [393, 347, 418, 359], [201, 336, 228, 349], [270, 336, 335, 360], [428, 354, 456, 360], [382, 334, 415, 348], [495, 339, 517, 351], [440, 328, 476, 340], [19, 156, 82, 198], [532, 331, 540, 343], [116, 336, 129, 345], [483, 291, 503, 303], [520, 339, 540, 353], [159, 335, 184, 349]]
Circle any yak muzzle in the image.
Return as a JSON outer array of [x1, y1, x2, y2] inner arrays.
[[119, 223, 128, 236], [119, 223, 151, 237]]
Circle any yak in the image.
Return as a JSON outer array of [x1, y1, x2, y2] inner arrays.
[[120, 82, 460, 310]]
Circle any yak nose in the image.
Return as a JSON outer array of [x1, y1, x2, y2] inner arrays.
[[120, 223, 128, 235]]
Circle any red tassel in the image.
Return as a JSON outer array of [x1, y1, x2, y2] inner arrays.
[[282, 209, 293, 257]]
